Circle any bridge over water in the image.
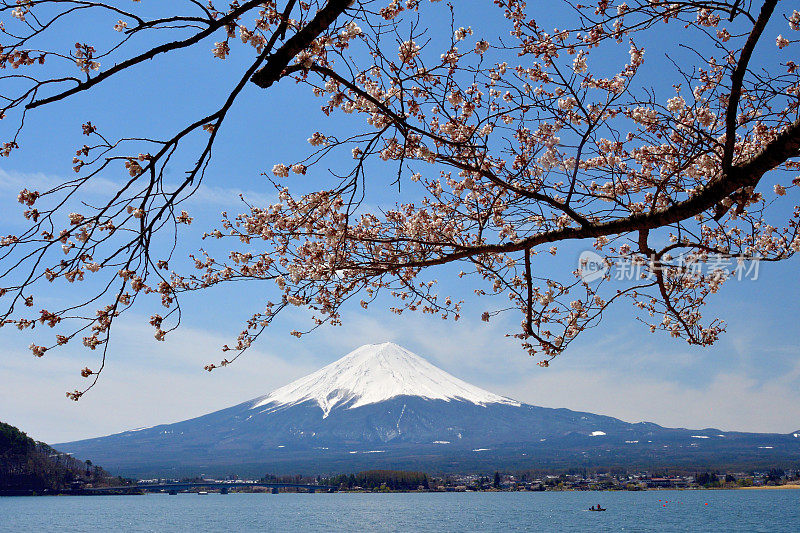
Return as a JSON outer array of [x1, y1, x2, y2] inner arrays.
[[83, 482, 337, 495]]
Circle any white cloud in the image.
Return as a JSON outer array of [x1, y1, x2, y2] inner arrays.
[[502, 365, 800, 434], [0, 319, 317, 443]]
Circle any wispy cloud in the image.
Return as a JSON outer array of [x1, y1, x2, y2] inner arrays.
[[0, 167, 275, 213], [0, 318, 318, 443], [503, 365, 800, 434]]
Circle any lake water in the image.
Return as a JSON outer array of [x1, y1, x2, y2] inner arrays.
[[1, 489, 798, 532]]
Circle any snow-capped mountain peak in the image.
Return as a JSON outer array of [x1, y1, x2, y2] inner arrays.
[[251, 342, 519, 417]]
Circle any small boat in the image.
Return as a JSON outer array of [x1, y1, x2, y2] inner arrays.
[[589, 507, 606, 512], [198, 491, 209, 495]]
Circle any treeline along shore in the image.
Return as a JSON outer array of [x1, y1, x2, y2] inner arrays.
[[294, 468, 800, 492], [136, 468, 800, 495]]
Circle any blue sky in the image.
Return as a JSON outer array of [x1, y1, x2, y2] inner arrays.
[[0, 1, 798, 443]]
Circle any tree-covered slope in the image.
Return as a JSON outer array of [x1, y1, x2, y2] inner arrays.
[[0, 421, 123, 494]]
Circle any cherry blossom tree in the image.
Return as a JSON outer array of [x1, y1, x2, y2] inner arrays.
[[0, 0, 798, 398]]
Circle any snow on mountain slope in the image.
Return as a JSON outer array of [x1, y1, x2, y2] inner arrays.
[[251, 342, 520, 417]]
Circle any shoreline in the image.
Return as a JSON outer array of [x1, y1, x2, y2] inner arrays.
[[5, 484, 800, 497], [735, 484, 800, 490]]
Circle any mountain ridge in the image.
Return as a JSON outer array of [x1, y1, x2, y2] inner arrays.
[[58, 343, 800, 477]]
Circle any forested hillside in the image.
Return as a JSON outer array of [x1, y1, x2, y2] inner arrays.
[[0, 421, 124, 494]]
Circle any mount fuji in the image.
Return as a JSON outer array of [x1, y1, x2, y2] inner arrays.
[[59, 343, 800, 477], [251, 342, 520, 417]]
